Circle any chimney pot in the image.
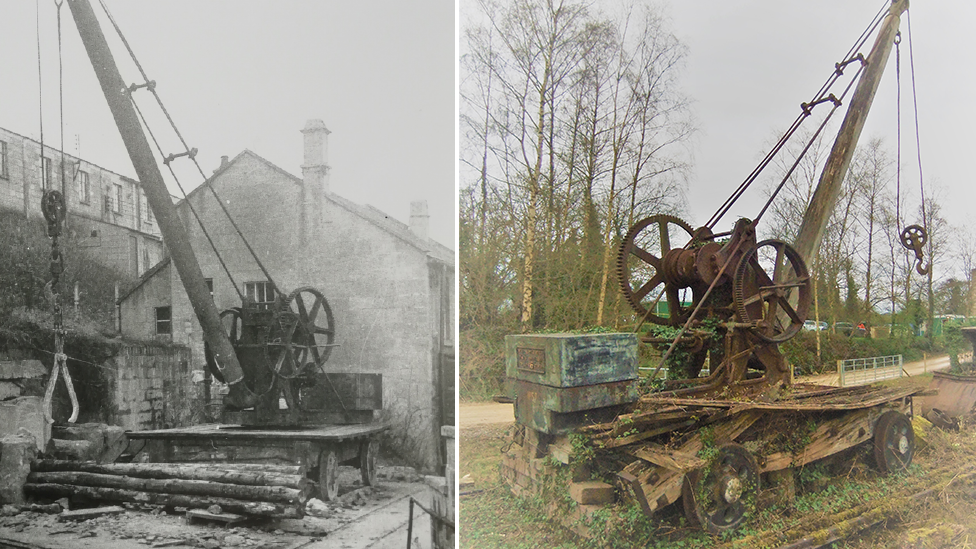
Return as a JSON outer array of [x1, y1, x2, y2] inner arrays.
[[409, 200, 429, 241]]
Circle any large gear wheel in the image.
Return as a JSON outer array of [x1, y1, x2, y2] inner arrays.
[[268, 286, 336, 379], [617, 214, 696, 325], [732, 240, 811, 343]]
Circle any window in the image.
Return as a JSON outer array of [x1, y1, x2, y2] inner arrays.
[[77, 171, 90, 203], [40, 157, 53, 190], [0, 140, 8, 179], [155, 306, 172, 335], [245, 281, 275, 310], [139, 191, 155, 225], [113, 184, 123, 213], [205, 278, 214, 299]]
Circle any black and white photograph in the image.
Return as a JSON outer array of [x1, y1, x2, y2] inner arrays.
[[458, 0, 976, 547], [0, 1, 455, 548]]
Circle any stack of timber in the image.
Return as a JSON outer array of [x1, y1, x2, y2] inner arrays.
[[25, 460, 311, 518]]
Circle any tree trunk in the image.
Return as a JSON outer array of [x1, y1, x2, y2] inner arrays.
[[27, 471, 308, 505], [24, 483, 299, 517], [33, 460, 306, 490]]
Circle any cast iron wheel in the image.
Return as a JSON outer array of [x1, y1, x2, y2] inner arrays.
[[873, 411, 915, 473], [616, 214, 696, 325], [925, 408, 959, 432], [682, 443, 759, 533], [732, 239, 811, 343], [360, 439, 379, 486], [269, 286, 336, 379], [203, 308, 243, 383], [319, 448, 339, 501]]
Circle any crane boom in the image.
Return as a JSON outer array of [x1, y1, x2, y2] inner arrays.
[[794, 0, 909, 264], [66, 0, 257, 409]]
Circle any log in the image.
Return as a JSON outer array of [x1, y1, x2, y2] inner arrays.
[[162, 462, 302, 475], [27, 471, 310, 505], [24, 483, 300, 518], [32, 460, 305, 489]]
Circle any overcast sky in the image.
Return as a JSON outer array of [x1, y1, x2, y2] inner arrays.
[[0, 1, 455, 249], [664, 0, 973, 277], [460, 0, 975, 278]]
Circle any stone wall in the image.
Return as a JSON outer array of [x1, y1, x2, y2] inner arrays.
[[106, 344, 199, 432]]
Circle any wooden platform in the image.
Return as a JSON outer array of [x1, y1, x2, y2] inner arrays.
[[127, 422, 388, 442], [641, 384, 923, 412]]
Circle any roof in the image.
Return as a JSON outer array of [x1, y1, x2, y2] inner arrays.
[[121, 150, 454, 303], [117, 257, 171, 303], [178, 150, 454, 265]]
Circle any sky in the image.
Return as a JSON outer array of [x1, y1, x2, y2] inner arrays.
[[664, 1, 974, 277], [0, 1, 455, 249], [460, 0, 976, 279]]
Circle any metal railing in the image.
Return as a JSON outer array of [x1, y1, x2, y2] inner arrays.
[[837, 354, 903, 387]]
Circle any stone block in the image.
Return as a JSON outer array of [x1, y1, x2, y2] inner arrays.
[[0, 381, 21, 400], [0, 360, 47, 380], [0, 432, 38, 504], [0, 396, 50, 451], [569, 481, 615, 505]]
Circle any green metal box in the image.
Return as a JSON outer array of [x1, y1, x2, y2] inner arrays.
[[505, 332, 638, 387], [505, 333, 639, 434]]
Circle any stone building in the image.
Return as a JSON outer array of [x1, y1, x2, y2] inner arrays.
[[0, 125, 164, 278], [118, 120, 455, 471]]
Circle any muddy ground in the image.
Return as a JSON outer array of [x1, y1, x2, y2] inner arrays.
[[0, 466, 436, 549]]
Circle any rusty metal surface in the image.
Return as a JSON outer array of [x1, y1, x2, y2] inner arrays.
[[916, 370, 976, 417], [513, 379, 638, 434]]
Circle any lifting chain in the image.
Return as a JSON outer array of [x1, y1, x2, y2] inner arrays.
[[41, 189, 79, 424], [894, 27, 930, 278]]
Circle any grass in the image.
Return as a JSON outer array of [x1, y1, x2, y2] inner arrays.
[[459, 424, 579, 549], [459, 373, 976, 548]]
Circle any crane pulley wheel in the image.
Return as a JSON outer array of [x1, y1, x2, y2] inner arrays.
[[41, 190, 66, 237]]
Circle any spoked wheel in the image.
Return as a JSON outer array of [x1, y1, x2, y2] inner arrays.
[[682, 443, 759, 533], [269, 287, 336, 378], [360, 439, 379, 486], [617, 215, 697, 325], [732, 239, 811, 343], [318, 448, 339, 501], [874, 411, 915, 473], [203, 308, 243, 383]]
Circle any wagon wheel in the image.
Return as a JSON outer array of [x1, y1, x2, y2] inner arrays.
[[925, 408, 959, 432], [269, 287, 336, 379], [732, 240, 811, 343], [617, 215, 696, 325], [874, 411, 914, 473], [203, 308, 243, 383], [360, 439, 379, 486], [318, 448, 339, 501], [682, 443, 759, 534]]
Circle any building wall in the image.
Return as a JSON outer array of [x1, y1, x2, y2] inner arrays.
[[0, 126, 163, 277], [119, 262, 173, 341], [120, 151, 452, 470]]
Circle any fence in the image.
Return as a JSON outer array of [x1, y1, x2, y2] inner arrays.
[[837, 355, 903, 387]]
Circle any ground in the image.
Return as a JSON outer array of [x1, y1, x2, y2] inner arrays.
[[459, 355, 976, 548], [0, 466, 437, 549]]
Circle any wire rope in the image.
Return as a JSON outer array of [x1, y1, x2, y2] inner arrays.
[[95, 0, 281, 297]]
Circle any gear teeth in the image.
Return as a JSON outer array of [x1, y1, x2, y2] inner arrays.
[[617, 215, 694, 324]]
